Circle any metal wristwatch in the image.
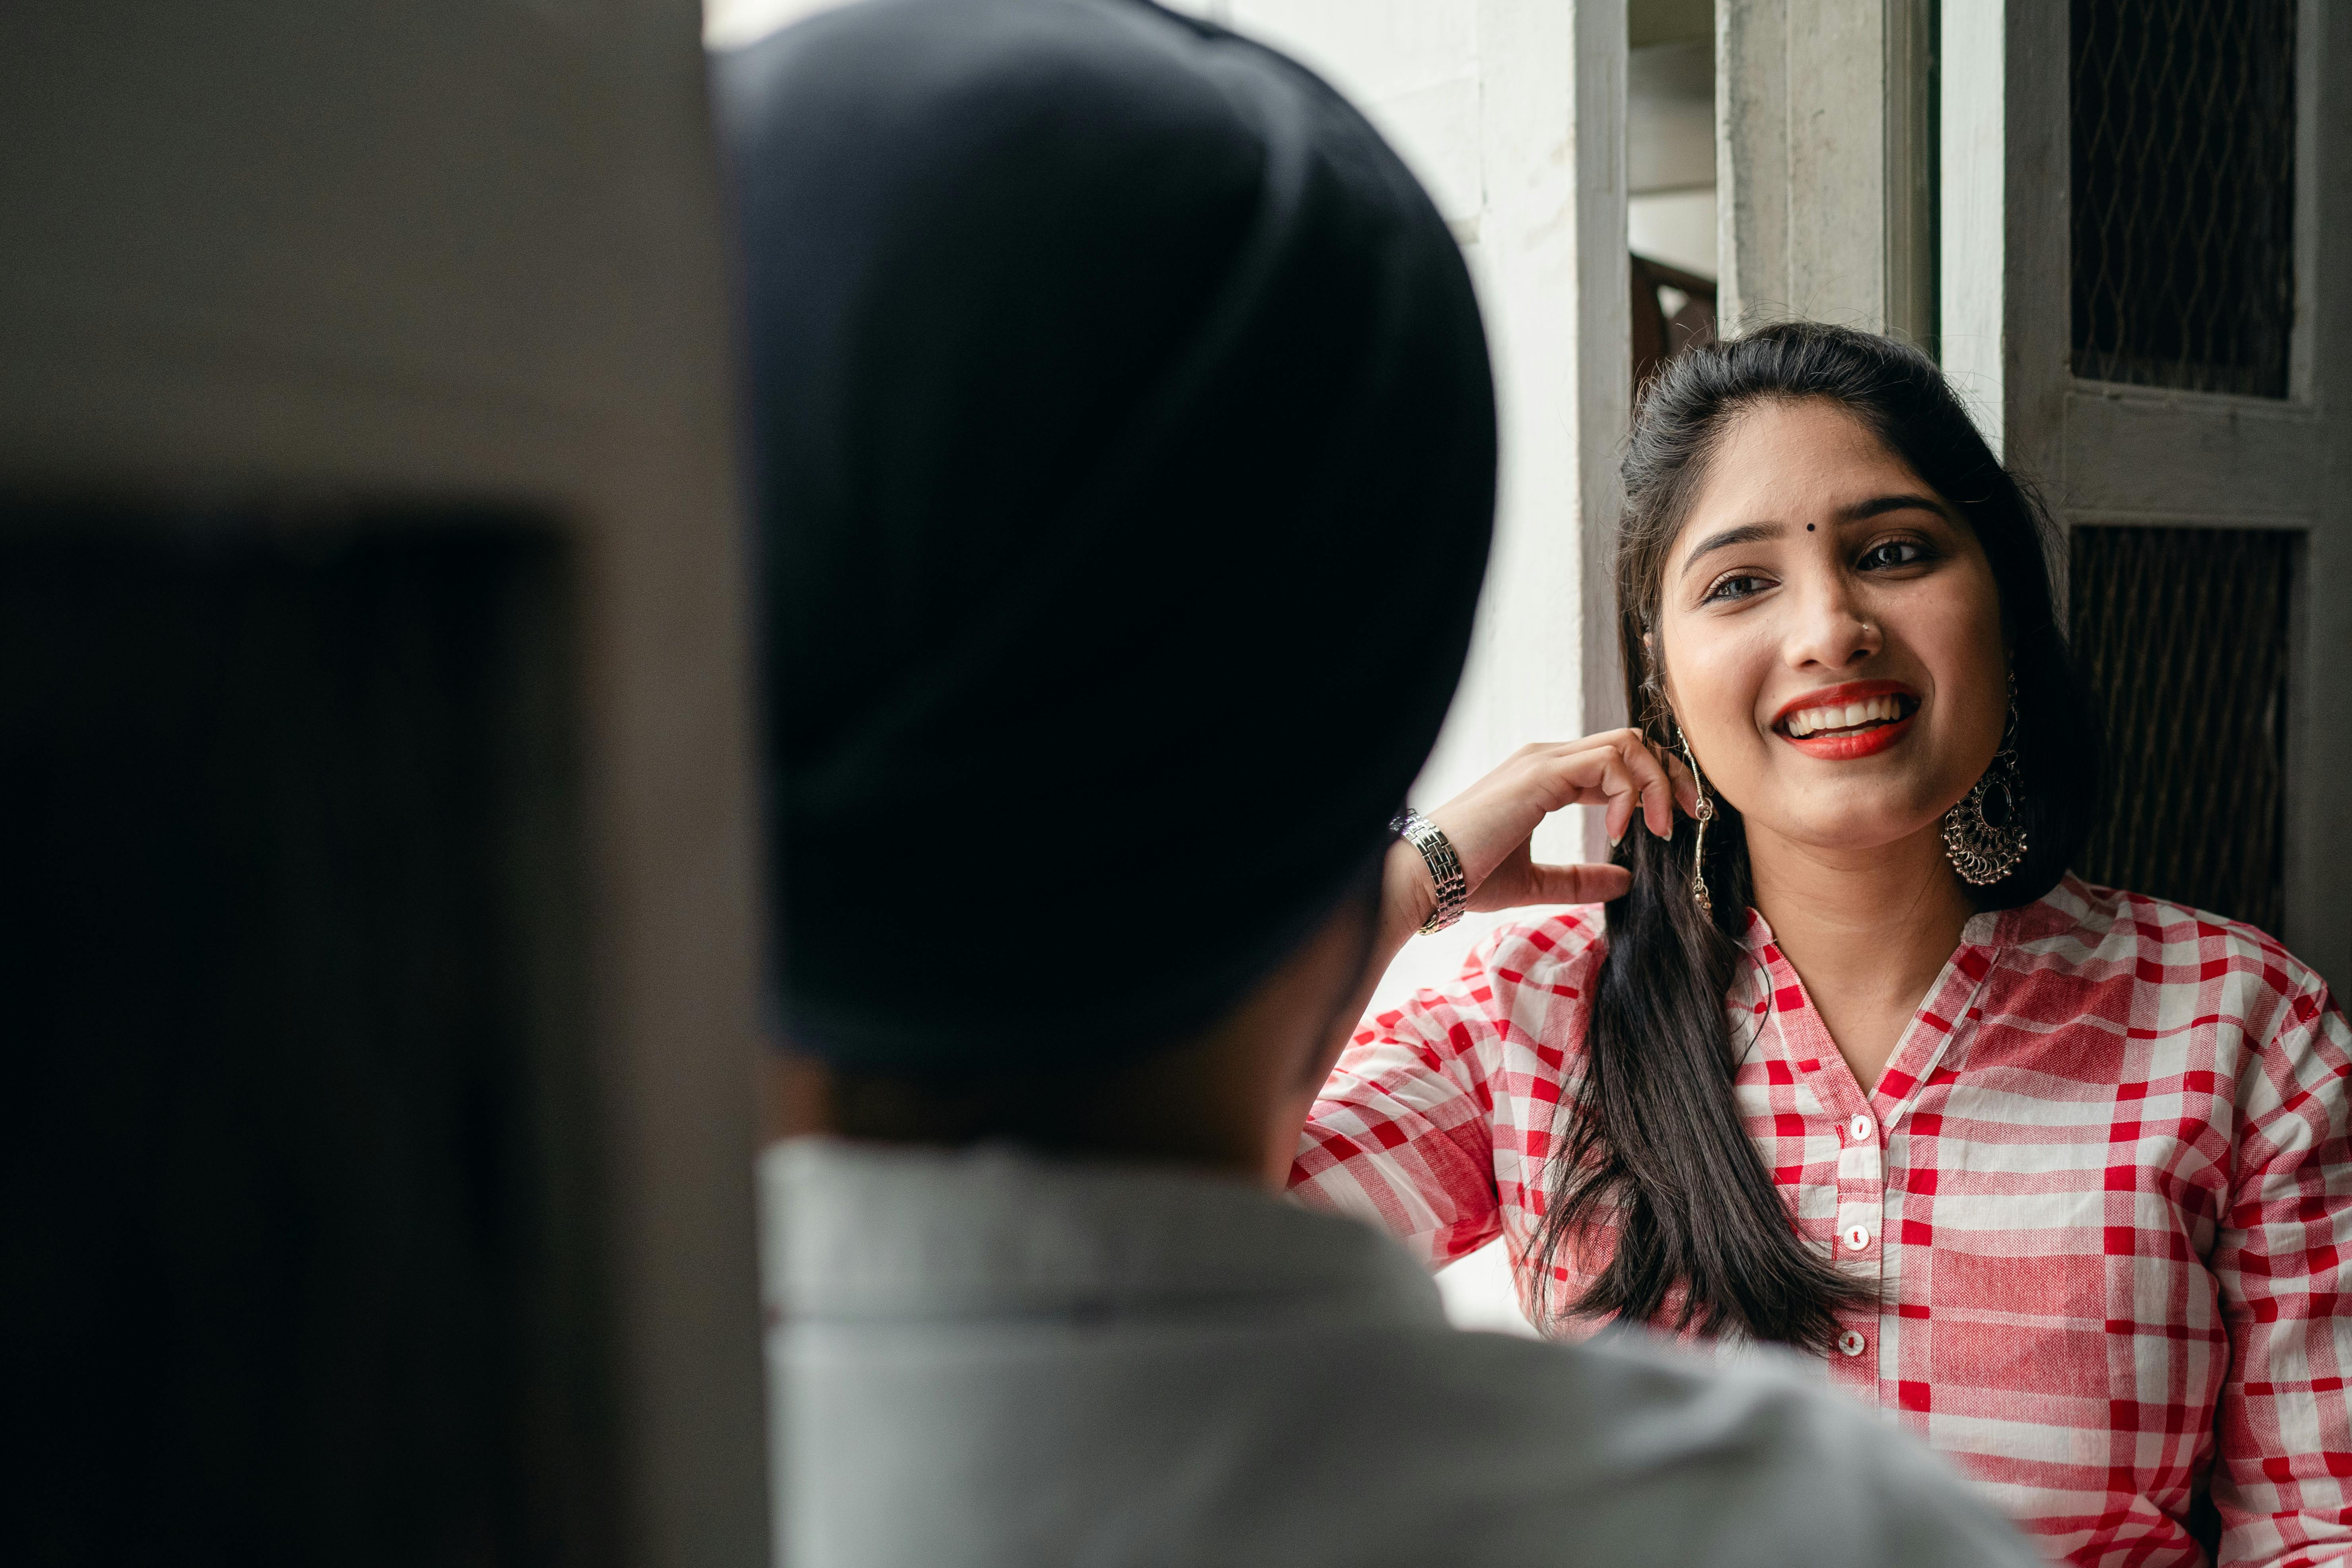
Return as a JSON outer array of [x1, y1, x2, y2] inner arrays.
[[1389, 809, 1468, 934]]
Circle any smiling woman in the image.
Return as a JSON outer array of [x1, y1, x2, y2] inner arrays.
[[1659, 407, 2012, 866], [1292, 324, 2352, 1565]]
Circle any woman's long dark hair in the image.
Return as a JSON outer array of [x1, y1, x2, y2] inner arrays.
[[1530, 323, 2102, 1350]]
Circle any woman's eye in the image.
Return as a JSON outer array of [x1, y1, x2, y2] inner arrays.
[[1703, 573, 1771, 603], [1858, 538, 1930, 571]]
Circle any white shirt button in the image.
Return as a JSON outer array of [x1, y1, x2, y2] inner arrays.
[[1843, 1224, 1872, 1251], [1849, 1113, 1874, 1142], [1837, 1329, 1867, 1357]]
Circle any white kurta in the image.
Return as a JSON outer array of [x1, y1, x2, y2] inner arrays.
[[765, 1137, 2043, 1568]]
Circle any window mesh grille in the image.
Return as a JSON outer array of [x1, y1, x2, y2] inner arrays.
[[2071, 0, 2298, 397], [2070, 526, 2293, 933]]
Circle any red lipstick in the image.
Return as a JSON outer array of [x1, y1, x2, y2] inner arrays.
[[1771, 679, 1920, 760]]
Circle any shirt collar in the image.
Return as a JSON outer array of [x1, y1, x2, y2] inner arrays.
[[766, 1135, 1446, 1327]]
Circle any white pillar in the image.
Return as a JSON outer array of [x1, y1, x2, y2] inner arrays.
[[1938, 1, 2008, 454], [1717, 0, 1935, 342]]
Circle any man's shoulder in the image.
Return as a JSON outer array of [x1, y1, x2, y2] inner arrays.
[[789, 1301, 2038, 1568], [1266, 1323, 2041, 1568]]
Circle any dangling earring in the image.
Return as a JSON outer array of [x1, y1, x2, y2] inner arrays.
[[1943, 672, 2029, 885], [1676, 727, 1716, 915]]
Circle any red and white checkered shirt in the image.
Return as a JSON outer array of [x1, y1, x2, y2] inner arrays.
[[1292, 874, 2352, 1567]]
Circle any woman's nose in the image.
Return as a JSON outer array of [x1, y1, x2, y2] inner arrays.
[[1783, 577, 1882, 670]]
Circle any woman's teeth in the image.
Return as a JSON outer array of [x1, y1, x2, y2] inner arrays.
[[1784, 695, 1906, 737]]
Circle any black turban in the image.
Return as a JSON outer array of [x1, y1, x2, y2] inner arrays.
[[719, 0, 1495, 1076]]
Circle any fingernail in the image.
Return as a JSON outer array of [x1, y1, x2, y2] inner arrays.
[[1608, 826, 1623, 848]]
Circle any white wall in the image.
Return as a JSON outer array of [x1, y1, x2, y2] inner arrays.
[[1627, 34, 1717, 280], [704, 0, 845, 46], [1630, 188, 1718, 279]]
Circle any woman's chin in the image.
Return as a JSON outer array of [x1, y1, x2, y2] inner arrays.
[[1747, 804, 1953, 862]]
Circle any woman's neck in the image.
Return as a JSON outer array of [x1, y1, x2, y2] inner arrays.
[[1743, 821, 1976, 1092]]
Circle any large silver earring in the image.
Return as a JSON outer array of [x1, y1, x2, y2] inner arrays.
[[1676, 727, 1716, 916], [1943, 674, 2029, 886]]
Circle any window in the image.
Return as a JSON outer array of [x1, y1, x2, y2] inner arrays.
[[2071, 0, 2299, 396]]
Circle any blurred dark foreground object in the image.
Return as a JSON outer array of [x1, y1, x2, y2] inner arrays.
[[0, 511, 600, 1565], [727, 0, 1496, 1078], [0, 2, 766, 1564]]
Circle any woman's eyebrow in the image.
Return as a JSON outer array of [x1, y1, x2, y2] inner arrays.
[[1677, 521, 1782, 580], [1842, 492, 1945, 521]]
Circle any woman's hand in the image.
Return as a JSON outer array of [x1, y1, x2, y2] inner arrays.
[[1312, 731, 1701, 1091], [1383, 730, 1699, 940]]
